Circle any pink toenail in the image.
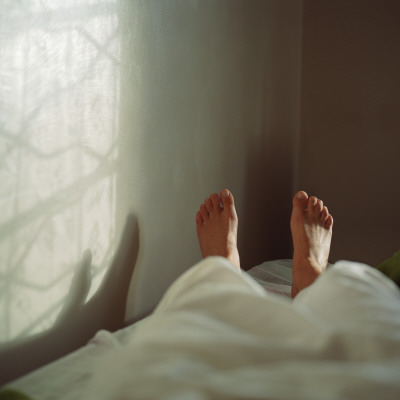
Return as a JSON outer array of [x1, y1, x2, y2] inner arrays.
[[296, 192, 306, 199], [221, 190, 230, 197]]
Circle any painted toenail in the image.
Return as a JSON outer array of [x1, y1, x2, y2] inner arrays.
[[221, 190, 230, 197]]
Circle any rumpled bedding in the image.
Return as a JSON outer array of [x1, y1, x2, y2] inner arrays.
[[83, 257, 400, 399], [6, 324, 144, 400]]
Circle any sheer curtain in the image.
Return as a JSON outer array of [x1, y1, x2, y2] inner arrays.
[[0, 0, 120, 341]]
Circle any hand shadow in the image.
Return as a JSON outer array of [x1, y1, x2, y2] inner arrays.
[[0, 213, 140, 385]]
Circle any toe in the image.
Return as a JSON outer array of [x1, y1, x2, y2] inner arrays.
[[316, 199, 323, 213], [321, 206, 329, 221], [200, 204, 209, 220], [220, 189, 234, 207], [291, 191, 308, 221], [325, 214, 333, 230], [196, 211, 203, 225], [210, 193, 220, 210], [308, 196, 318, 208], [308, 196, 321, 217], [205, 198, 213, 213], [220, 189, 237, 219], [293, 191, 308, 209]]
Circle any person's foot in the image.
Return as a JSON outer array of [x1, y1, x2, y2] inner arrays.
[[290, 191, 333, 298], [196, 189, 240, 270]]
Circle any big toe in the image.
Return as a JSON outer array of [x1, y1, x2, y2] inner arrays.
[[292, 191, 308, 212], [220, 188, 234, 204], [291, 191, 308, 225], [220, 189, 235, 214]]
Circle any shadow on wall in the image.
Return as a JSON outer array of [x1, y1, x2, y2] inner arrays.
[[0, 213, 140, 385], [240, 135, 294, 270], [238, 0, 302, 269]]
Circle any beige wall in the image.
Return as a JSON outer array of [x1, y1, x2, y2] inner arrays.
[[298, 0, 400, 265]]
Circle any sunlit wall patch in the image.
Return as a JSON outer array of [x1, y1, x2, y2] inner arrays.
[[0, 0, 120, 341]]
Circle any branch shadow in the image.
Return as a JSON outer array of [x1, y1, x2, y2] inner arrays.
[[0, 213, 140, 385]]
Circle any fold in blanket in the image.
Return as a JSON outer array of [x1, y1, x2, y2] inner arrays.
[[84, 257, 400, 400]]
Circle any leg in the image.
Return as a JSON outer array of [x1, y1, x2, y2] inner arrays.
[[196, 189, 240, 270], [290, 191, 333, 298]]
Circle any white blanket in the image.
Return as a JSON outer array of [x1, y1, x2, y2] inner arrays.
[[84, 257, 400, 399]]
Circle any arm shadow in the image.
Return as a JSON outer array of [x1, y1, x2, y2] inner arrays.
[[0, 213, 140, 386]]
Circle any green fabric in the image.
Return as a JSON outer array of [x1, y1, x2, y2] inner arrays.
[[0, 388, 34, 400], [376, 249, 400, 288]]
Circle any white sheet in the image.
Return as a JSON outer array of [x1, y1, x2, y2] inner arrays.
[[246, 258, 293, 297], [7, 322, 146, 400], [83, 257, 400, 400]]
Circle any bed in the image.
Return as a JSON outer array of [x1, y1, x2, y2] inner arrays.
[[2, 257, 400, 399]]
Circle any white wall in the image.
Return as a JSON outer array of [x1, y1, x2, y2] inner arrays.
[[120, 0, 303, 321], [0, 0, 302, 379]]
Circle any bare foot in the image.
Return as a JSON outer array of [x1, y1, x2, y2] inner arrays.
[[290, 191, 333, 298], [196, 189, 240, 270]]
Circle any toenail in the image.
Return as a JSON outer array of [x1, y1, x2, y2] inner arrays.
[[221, 190, 230, 197], [296, 191, 307, 200]]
